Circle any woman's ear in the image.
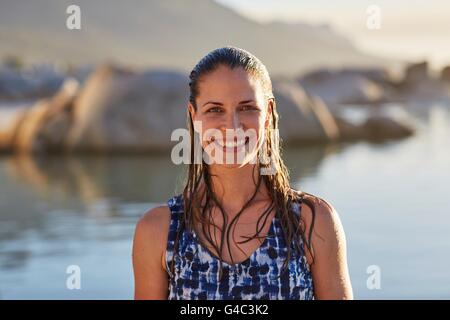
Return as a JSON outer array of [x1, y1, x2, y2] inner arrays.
[[188, 103, 196, 120]]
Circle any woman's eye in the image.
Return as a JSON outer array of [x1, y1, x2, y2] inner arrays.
[[207, 107, 222, 113], [241, 105, 258, 111]]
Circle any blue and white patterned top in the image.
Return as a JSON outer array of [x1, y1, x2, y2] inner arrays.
[[165, 194, 315, 300]]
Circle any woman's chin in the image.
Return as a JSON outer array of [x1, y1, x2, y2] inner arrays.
[[213, 154, 259, 169], [217, 162, 247, 169]]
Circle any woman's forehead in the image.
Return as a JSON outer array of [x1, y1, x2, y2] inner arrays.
[[197, 66, 265, 102]]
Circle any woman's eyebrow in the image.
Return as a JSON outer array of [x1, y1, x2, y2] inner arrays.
[[237, 99, 255, 105], [202, 101, 223, 107], [202, 100, 255, 107]]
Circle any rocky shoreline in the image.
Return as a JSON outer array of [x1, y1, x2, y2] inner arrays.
[[1, 61, 448, 154]]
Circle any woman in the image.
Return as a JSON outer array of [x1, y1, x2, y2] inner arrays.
[[133, 46, 353, 300]]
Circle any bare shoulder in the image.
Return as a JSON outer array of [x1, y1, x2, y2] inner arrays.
[[293, 191, 347, 258], [293, 190, 353, 299], [132, 205, 172, 299], [300, 193, 342, 234], [138, 205, 171, 228], [133, 205, 172, 267], [134, 205, 171, 244]]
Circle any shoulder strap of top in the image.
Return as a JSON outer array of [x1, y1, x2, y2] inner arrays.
[[165, 194, 183, 278], [166, 194, 184, 244], [289, 189, 305, 219], [286, 191, 308, 258]]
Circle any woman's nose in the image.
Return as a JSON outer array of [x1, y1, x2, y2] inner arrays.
[[222, 111, 241, 131]]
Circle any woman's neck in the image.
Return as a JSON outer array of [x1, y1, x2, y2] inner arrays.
[[207, 163, 269, 212]]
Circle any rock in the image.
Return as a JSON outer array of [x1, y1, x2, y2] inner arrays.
[[13, 78, 79, 153], [298, 68, 386, 107], [360, 115, 414, 140], [333, 115, 367, 141], [441, 66, 450, 82], [402, 61, 430, 86], [273, 81, 340, 143], [0, 106, 28, 152], [397, 61, 450, 102], [66, 65, 188, 152], [333, 106, 415, 142]]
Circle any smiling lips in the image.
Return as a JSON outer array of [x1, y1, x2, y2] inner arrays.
[[210, 136, 250, 150]]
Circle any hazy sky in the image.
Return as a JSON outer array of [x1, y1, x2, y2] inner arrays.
[[215, 0, 450, 70]]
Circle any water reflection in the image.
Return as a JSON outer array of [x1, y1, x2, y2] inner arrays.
[[0, 140, 337, 298], [1, 143, 342, 203]]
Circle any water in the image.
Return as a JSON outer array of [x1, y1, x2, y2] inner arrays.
[[0, 103, 449, 299]]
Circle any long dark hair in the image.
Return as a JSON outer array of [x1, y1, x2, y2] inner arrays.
[[170, 46, 317, 280]]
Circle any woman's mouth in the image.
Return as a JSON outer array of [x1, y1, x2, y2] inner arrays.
[[211, 136, 250, 152]]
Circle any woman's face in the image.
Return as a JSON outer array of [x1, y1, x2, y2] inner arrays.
[[189, 65, 272, 168]]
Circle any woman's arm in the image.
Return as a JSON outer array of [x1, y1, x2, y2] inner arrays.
[[132, 206, 170, 299], [302, 196, 354, 299]]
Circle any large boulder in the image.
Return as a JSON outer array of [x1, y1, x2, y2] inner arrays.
[[334, 103, 416, 141], [334, 113, 414, 142], [403, 61, 430, 86], [398, 61, 449, 101], [361, 115, 414, 140], [333, 115, 367, 141], [13, 78, 78, 153], [298, 68, 386, 107], [441, 66, 450, 82], [0, 105, 28, 153], [66, 65, 188, 152], [273, 81, 340, 143]]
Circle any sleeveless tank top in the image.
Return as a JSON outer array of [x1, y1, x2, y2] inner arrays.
[[165, 194, 315, 300]]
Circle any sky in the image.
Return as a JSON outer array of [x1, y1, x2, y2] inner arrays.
[[215, 0, 450, 71]]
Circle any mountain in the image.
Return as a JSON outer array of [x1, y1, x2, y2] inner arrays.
[[0, 0, 388, 75]]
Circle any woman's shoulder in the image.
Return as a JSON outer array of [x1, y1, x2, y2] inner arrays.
[[135, 194, 183, 242], [291, 189, 346, 259], [290, 188, 336, 211], [290, 189, 342, 235], [139, 205, 171, 227], [138, 194, 182, 225], [134, 205, 172, 251], [132, 203, 173, 299]]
